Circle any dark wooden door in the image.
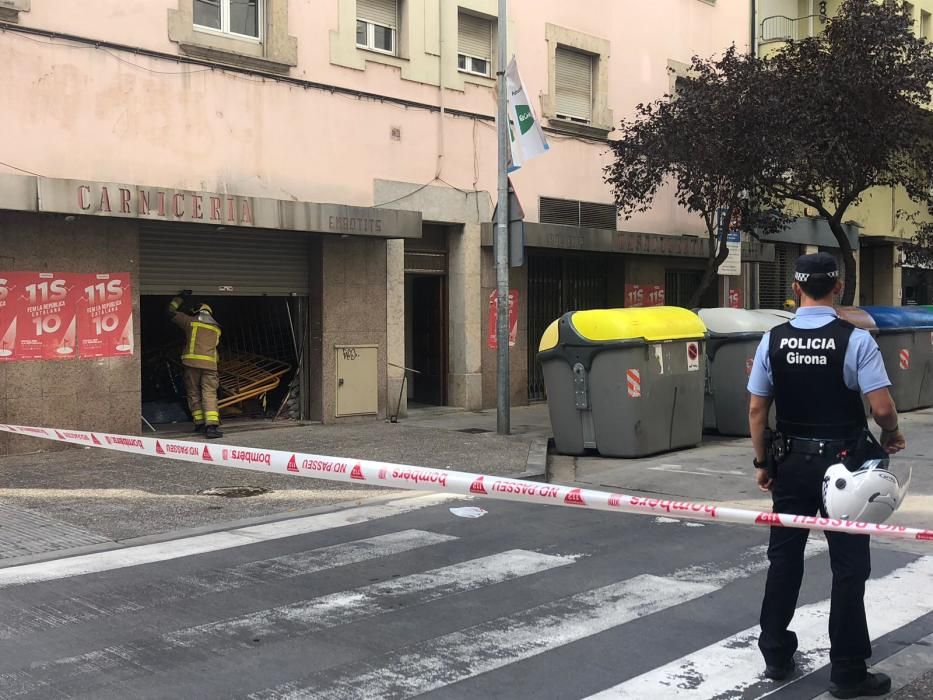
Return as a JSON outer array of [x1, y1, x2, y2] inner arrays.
[[411, 276, 447, 405]]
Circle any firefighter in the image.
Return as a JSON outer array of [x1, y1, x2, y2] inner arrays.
[[747, 253, 904, 698], [168, 290, 223, 439]]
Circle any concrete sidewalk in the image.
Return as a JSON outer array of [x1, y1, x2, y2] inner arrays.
[[0, 405, 549, 567]]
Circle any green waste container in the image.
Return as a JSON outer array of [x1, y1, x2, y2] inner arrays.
[[538, 307, 707, 458], [860, 306, 933, 412], [697, 309, 789, 437]]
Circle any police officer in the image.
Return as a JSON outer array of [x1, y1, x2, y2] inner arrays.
[[168, 290, 223, 439], [747, 253, 905, 698]]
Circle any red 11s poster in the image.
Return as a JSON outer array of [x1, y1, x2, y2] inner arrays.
[[14, 272, 80, 360], [77, 273, 134, 358], [0, 272, 17, 360]]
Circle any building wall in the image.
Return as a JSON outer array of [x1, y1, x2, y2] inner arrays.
[[0, 0, 753, 417], [319, 237, 389, 421], [0, 212, 141, 456], [0, 0, 749, 235], [480, 248, 528, 410]]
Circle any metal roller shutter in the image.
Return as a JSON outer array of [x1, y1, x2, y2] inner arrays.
[[555, 47, 593, 123], [357, 0, 397, 28], [758, 243, 801, 309], [139, 227, 311, 296], [458, 12, 491, 60]]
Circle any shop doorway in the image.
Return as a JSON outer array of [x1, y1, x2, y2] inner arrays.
[[138, 226, 314, 428], [139, 295, 306, 428], [664, 269, 718, 308], [406, 275, 448, 406], [404, 225, 450, 407], [526, 252, 609, 401]]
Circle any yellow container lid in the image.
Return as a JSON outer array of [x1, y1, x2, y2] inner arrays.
[[539, 307, 706, 351]]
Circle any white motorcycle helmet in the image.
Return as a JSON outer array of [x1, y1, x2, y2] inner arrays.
[[822, 459, 911, 524]]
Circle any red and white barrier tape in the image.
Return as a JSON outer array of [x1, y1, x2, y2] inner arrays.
[[1, 423, 931, 543]]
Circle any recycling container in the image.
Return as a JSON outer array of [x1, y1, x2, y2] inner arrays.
[[538, 307, 707, 458], [697, 309, 789, 436], [860, 306, 933, 412]]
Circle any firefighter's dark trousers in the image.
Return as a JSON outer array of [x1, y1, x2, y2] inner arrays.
[[183, 366, 220, 426]]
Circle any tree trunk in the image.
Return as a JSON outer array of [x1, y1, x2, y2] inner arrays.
[[687, 233, 730, 308], [826, 217, 858, 306]]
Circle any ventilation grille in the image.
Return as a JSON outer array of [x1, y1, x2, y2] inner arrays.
[[539, 197, 617, 231]]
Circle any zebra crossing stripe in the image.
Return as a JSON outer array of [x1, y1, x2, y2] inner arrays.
[[0, 494, 459, 589], [0, 529, 457, 640], [586, 556, 933, 699], [0, 551, 574, 698], [245, 548, 811, 700]]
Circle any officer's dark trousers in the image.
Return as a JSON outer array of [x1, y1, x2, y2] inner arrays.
[[758, 453, 872, 686]]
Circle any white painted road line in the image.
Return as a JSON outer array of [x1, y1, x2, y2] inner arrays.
[[165, 549, 574, 647], [247, 550, 802, 700], [587, 556, 933, 699], [0, 494, 459, 589], [0, 529, 457, 639], [0, 550, 573, 699]]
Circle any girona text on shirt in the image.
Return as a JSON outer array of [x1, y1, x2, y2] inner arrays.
[[779, 336, 836, 365]]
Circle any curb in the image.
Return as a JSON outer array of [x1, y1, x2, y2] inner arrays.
[[0, 490, 428, 570]]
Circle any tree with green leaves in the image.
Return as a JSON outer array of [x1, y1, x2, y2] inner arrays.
[[758, 0, 933, 305], [606, 0, 933, 307], [605, 47, 787, 308]]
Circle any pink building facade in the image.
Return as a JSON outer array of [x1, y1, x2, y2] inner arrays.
[[0, 0, 753, 453]]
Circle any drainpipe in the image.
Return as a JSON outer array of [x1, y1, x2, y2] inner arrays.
[[751, 0, 757, 56], [436, 0, 446, 179]]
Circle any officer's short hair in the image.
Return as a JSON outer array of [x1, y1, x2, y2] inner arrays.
[[794, 252, 839, 299]]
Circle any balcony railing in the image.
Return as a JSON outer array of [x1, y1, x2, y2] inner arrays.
[[760, 14, 827, 43]]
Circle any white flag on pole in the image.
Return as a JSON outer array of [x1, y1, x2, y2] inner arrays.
[[505, 57, 549, 171]]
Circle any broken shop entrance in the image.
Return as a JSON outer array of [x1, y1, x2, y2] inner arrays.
[[138, 226, 312, 431]]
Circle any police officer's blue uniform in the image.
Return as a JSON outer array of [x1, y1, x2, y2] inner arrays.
[[748, 304, 892, 690]]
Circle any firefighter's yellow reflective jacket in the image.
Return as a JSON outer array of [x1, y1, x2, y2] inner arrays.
[[168, 296, 221, 370]]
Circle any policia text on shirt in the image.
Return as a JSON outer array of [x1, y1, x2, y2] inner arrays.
[[747, 253, 905, 699]]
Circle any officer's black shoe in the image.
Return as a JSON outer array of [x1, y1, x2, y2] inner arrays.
[[205, 425, 223, 439], [764, 658, 796, 681], [193, 424, 206, 434], [829, 672, 892, 698]]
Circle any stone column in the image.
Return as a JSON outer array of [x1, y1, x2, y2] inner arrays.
[[447, 222, 483, 409], [386, 238, 407, 417]]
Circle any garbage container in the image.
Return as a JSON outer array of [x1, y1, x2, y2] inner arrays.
[[697, 309, 789, 436], [860, 306, 933, 412], [538, 307, 707, 458]]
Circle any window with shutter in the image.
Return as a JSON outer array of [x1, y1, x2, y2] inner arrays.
[[458, 12, 492, 76], [358, 0, 397, 28], [555, 47, 593, 123], [357, 0, 398, 54]]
